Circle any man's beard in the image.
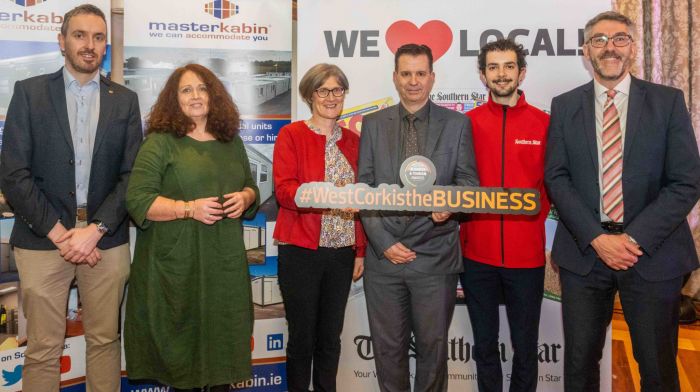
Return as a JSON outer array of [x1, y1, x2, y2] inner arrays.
[[489, 78, 518, 98], [65, 48, 101, 74], [591, 50, 629, 81]]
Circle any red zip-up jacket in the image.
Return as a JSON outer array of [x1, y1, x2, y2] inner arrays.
[[273, 121, 366, 256], [460, 92, 550, 268]]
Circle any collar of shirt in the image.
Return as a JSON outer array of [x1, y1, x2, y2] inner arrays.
[[304, 120, 342, 147], [593, 72, 631, 106], [399, 101, 430, 122], [63, 67, 100, 95]]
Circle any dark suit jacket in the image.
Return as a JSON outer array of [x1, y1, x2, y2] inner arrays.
[[358, 101, 479, 275], [0, 68, 143, 250], [544, 76, 700, 281]]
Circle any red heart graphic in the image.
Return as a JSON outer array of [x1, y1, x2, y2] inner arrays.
[[385, 20, 453, 62]]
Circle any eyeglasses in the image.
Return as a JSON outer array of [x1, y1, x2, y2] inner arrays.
[[315, 87, 345, 98], [587, 34, 633, 48]]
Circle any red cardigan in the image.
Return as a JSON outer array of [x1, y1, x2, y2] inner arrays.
[[273, 121, 366, 256]]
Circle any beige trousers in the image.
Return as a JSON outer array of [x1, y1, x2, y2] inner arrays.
[[15, 240, 130, 392]]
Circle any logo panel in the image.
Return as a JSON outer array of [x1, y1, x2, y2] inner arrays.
[[8, 0, 48, 6], [266, 333, 284, 351], [204, 0, 239, 20], [1, 365, 22, 387]]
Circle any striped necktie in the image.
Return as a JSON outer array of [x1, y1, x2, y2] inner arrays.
[[602, 89, 624, 222]]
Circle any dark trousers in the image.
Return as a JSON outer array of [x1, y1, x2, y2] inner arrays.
[[278, 245, 355, 392], [364, 268, 458, 392], [560, 260, 684, 392], [459, 258, 544, 392]]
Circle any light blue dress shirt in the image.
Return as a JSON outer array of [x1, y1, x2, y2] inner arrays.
[[63, 68, 100, 207]]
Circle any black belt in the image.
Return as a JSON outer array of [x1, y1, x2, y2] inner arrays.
[[601, 221, 624, 234], [76, 207, 88, 222]]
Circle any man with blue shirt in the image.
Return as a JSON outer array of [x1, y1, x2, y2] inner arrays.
[[0, 4, 142, 391]]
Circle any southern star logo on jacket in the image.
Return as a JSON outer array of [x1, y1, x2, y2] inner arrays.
[[514, 139, 542, 146]]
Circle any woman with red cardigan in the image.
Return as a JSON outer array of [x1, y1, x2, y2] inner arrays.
[[273, 63, 366, 392]]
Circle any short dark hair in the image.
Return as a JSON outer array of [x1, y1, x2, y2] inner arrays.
[[146, 64, 241, 142], [61, 4, 107, 37], [394, 44, 433, 72], [584, 11, 635, 41], [478, 38, 527, 73]]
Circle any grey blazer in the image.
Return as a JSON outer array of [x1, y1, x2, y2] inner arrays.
[[0, 68, 143, 250], [544, 76, 700, 281], [358, 101, 478, 275]]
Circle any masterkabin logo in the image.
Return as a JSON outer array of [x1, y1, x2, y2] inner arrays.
[[204, 0, 239, 20], [7, 0, 48, 6]]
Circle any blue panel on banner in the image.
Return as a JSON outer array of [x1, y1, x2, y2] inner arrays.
[[0, 120, 4, 152], [0, 40, 58, 59], [122, 378, 169, 392], [120, 363, 286, 391], [239, 119, 288, 144], [102, 45, 112, 75], [249, 255, 277, 277], [231, 362, 287, 391], [243, 212, 266, 228], [60, 385, 86, 392]]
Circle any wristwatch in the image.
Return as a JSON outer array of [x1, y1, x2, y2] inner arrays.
[[93, 220, 109, 235]]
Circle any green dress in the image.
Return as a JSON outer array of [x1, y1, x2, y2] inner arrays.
[[124, 132, 260, 388]]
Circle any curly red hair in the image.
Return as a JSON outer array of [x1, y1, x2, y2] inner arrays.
[[146, 63, 240, 142]]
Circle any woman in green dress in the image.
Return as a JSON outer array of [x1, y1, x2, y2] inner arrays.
[[124, 63, 259, 392]]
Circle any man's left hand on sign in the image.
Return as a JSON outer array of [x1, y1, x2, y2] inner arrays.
[[56, 224, 104, 266], [431, 211, 452, 223]]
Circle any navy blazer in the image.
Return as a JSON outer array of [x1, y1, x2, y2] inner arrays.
[[544, 76, 700, 281], [0, 68, 143, 250]]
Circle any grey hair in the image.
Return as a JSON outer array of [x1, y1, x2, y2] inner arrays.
[[584, 11, 635, 42]]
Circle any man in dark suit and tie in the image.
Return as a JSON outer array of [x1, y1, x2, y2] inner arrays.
[[358, 43, 478, 392], [545, 11, 700, 391], [0, 4, 142, 392]]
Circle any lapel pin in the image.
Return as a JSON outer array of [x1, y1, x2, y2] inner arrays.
[[109, 90, 114, 94]]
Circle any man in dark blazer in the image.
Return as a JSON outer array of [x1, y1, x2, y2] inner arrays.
[[359, 44, 478, 392], [544, 11, 700, 392], [0, 4, 142, 392]]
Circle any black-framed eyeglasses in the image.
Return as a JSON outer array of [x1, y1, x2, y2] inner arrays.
[[315, 87, 345, 98], [587, 34, 633, 48]]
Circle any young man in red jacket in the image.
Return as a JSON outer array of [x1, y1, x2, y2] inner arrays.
[[460, 38, 550, 392]]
